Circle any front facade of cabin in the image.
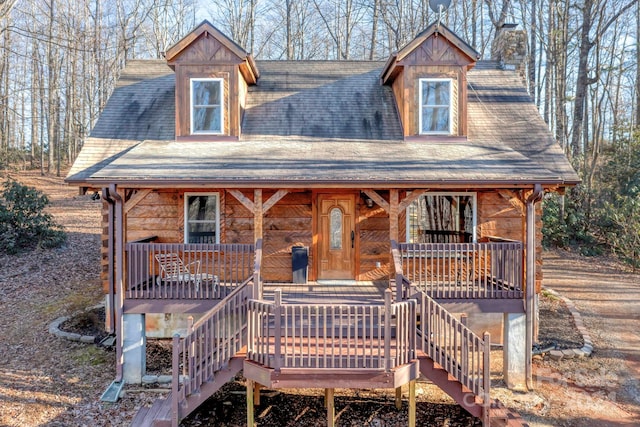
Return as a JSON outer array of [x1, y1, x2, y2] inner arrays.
[[67, 21, 578, 427]]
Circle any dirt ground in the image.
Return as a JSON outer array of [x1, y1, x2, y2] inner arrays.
[[1, 170, 639, 426]]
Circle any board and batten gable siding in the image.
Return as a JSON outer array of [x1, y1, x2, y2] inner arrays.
[[174, 66, 235, 137], [394, 65, 465, 137], [391, 31, 474, 138], [169, 30, 248, 139], [238, 68, 248, 135]]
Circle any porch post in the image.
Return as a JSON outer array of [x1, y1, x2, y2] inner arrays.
[[389, 189, 399, 242], [525, 184, 543, 389], [110, 184, 125, 383], [254, 189, 263, 243], [390, 190, 399, 300]]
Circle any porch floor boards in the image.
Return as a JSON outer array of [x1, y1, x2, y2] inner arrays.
[[262, 281, 390, 304]]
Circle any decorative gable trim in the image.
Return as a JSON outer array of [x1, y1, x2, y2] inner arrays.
[[165, 20, 259, 84], [381, 22, 479, 85]]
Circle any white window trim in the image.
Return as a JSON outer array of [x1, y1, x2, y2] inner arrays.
[[405, 192, 477, 243], [190, 78, 224, 135], [418, 78, 453, 135], [184, 192, 220, 244]]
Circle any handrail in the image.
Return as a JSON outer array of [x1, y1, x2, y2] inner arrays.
[[171, 282, 250, 423], [414, 289, 490, 412], [125, 242, 255, 300], [247, 289, 415, 371], [397, 242, 523, 299], [393, 242, 490, 419], [390, 240, 404, 301]]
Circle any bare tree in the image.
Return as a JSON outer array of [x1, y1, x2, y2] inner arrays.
[[569, 0, 637, 161]]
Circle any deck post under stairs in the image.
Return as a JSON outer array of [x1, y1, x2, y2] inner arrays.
[[325, 388, 335, 427], [247, 380, 255, 427], [503, 313, 527, 390], [408, 380, 416, 427], [122, 313, 146, 383]]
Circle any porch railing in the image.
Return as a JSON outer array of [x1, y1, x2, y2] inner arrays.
[[171, 282, 252, 424], [125, 242, 255, 300], [247, 289, 415, 371], [396, 242, 523, 299]]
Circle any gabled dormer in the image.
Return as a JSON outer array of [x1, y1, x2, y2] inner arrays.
[[165, 21, 259, 140], [381, 23, 479, 139]]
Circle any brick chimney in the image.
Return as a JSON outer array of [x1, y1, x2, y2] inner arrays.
[[491, 24, 528, 83]]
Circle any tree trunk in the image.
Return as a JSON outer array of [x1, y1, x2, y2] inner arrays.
[[528, 0, 537, 97], [569, 0, 594, 162], [636, 2, 640, 128], [369, 0, 378, 60]]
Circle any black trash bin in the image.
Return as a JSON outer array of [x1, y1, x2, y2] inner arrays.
[[292, 246, 309, 284]]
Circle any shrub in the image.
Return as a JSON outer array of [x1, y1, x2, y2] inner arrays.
[[598, 197, 640, 271], [542, 188, 600, 251], [0, 178, 66, 254]]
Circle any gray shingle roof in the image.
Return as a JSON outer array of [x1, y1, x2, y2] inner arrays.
[[242, 61, 402, 140], [67, 59, 579, 187], [86, 137, 561, 186], [90, 60, 175, 141]]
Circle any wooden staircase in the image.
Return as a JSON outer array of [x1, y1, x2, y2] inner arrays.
[[130, 266, 528, 426], [131, 351, 245, 427], [131, 281, 253, 427], [418, 352, 529, 426]]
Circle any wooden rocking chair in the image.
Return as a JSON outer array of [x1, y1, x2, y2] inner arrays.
[[154, 253, 218, 292]]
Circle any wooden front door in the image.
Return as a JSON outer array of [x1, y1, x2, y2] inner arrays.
[[318, 194, 356, 280]]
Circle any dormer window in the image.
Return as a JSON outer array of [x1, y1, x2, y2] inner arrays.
[[419, 78, 453, 134], [190, 78, 223, 134]]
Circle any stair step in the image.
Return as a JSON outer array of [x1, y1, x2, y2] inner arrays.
[[130, 397, 172, 427], [130, 406, 149, 426], [488, 400, 529, 427]]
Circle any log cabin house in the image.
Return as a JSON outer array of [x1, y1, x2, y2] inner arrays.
[[66, 20, 579, 427]]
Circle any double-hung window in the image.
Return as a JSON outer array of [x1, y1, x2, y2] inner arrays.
[[190, 78, 223, 134], [419, 78, 452, 134], [184, 193, 219, 244]]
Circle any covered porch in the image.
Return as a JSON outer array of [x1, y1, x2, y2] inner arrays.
[[121, 239, 525, 311]]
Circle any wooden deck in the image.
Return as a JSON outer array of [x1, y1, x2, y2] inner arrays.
[[263, 280, 389, 304]]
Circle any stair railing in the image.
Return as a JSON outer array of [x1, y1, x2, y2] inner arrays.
[[391, 241, 490, 423], [171, 280, 252, 425], [414, 291, 490, 405]]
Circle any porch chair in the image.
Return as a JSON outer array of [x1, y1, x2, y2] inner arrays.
[[154, 253, 219, 293]]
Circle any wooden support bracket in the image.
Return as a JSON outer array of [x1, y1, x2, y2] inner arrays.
[[124, 189, 152, 214], [498, 190, 526, 217], [228, 190, 254, 212], [398, 189, 429, 212], [362, 189, 390, 212]]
